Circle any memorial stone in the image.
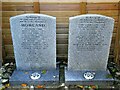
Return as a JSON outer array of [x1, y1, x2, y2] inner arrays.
[[68, 14, 114, 71], [10, 14, 56, 70], [9, 14, 59, 86], [65, 14, 115, 85]]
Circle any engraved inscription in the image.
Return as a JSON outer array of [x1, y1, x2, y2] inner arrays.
[[10, 14, 56, 70], [20, 16, 48, 50], [73, 22, 107, 51], [68, 14, 114, 70]]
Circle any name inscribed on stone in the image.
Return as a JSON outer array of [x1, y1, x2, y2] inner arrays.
[[74, 21, 107, 51]]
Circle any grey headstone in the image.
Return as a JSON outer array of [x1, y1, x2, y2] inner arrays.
[[10, 14, 56, 70], [68, 14, 114, 71]]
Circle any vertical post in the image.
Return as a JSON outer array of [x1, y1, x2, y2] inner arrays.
[[117, 1, 120, 65], [33, 0, 40, 13], [0, 1, 2, 66], [80, 1, 87, 14]]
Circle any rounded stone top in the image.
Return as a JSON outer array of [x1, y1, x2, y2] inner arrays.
[[10, 13, 56, 21], [69, 14, 114, 21]]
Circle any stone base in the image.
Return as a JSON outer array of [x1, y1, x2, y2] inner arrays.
[[65, 70, 114, 86], [10, 69, 59, 86]]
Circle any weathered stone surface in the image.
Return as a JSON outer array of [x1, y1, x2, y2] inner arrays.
[[10, 14, 56, 70], [68, 14, 114, 71]]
